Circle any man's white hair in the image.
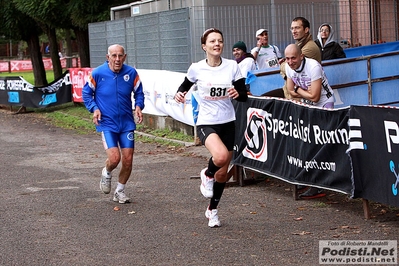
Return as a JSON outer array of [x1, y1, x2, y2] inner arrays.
[[107, 44, 125, 55]]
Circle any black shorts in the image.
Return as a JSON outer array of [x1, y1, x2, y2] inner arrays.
[[197, 121, 236, 151]]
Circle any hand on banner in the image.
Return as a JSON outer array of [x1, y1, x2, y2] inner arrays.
[[93, 109, 101, 125], [174, 91, 187, 103]]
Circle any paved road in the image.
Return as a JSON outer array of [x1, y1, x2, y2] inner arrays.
[[0, 108, 398, 266]]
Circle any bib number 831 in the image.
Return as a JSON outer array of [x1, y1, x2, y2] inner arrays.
[[210, 87, 227, 97]]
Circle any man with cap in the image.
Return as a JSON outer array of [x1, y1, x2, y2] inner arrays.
[[232, 41, 256, 79], [251, 29, 282, 70]]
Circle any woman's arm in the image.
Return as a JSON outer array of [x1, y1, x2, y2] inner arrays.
[[174, 77, 194, 103]]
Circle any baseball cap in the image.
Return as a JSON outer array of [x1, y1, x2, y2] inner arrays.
[[256, 28, 268, 37]]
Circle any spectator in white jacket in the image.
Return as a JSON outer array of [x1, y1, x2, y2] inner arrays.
[[232, 41, 256, 93], [232, 41, 256, 78]]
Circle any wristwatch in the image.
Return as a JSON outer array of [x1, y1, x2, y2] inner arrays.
[[294, 85, 299, 93]]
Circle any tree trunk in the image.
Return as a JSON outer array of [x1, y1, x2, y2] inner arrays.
[[48, 27, 62, 79], [26, 34, 47, 87], [74, 28, 90, 67], [65, 29, 73, 68], [17, 41, 25, 59]]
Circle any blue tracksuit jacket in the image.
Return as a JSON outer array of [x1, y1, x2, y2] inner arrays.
[[82, 62, 145, 133]]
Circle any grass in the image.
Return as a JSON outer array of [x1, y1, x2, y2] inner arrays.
[[39, 103, 96, 135], [0, 71, 55, 84]]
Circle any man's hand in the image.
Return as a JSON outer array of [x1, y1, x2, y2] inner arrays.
[[134, 107, 143, 124], [93, 109, 101, 125]]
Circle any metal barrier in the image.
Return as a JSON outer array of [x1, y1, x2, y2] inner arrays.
[[248, 50, 399, 107]]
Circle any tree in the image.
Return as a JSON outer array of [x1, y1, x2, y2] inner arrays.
[[12, 0, 71, 79], [14, 0, 133, 69], [4, 0, 133, 85], [0, 0, 47, 86], [67, 0, 134, 67]]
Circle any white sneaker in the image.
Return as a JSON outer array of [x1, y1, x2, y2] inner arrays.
[[100, 167, 111, 194], [113, 190, 130, 204], [205, 207, 221, 228], [200, 168, 214, 198]]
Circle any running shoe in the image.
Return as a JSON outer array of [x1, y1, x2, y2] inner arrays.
[[100, 167, 112, 194], [205, 207, 221, 228], [113, 190, 131, 204], [200, 168, 214, 198]]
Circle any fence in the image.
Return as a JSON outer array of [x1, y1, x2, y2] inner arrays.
[[190, 1, 398, 63], [88, 8, 191, 72], [247, 46, 399, 107], [88, 1, 399, 71]]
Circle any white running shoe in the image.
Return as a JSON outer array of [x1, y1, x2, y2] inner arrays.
[[205, 207, 221, 228], [100, 167, 111, 194], [200, 168, 214, 198], [113, 190, 131, 204]]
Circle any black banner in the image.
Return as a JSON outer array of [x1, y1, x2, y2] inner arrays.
[[0, 71, 72, 108], [348, 105, 399, 207], [233, 97, 353, 195]]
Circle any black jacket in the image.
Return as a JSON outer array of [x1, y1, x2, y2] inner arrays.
[[315, 23, 346, 61], [315, 39, 346, 61]]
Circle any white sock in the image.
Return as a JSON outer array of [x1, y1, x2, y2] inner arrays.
[[116, 182, 125, 192]]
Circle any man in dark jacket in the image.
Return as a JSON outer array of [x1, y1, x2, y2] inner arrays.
[[315, 23, 346, 60]]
